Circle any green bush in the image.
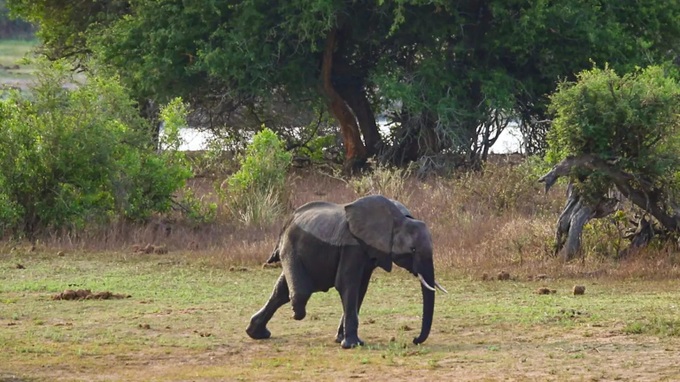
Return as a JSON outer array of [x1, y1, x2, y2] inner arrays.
[[222, 128, 292, 226], [546, 65, 680, 197], [0, 61, 191, 236]]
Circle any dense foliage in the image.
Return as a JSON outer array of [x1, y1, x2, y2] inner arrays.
[[541, 65, 680, 260], [547, 65, 680, 199], [0, 61, 191, 237], [7, 1, 680, 169]]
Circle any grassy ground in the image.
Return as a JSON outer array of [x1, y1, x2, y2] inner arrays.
[[0, 39, 38, 86], [1, 248, 679, 382]]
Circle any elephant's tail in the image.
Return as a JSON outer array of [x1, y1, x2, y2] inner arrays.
[[266, 247, 280, 264], [266, 213, 295, 264]]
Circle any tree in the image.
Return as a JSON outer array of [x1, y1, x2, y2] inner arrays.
[[539, 65, 680, 260], [9, 0, 680, 170]]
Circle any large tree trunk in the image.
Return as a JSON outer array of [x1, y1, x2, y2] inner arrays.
[[334, 84, 383, 157], [322, 29, 367, 174], [552, 184, 617, 261]]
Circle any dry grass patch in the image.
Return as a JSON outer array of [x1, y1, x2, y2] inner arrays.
[[52, 289, 131, 300]]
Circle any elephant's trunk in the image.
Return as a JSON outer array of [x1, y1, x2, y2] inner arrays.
[[413, 261, 435, 345]]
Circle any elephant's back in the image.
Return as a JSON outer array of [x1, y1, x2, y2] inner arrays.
[[292, 202, 354, 246]]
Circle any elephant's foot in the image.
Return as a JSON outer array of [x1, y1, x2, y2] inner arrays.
[[291, 305, 306, 320], [291, 295, 309, 320], [245, 322, 271, 340], [335, 332, 343, 343], [340, 336, 364, 349]]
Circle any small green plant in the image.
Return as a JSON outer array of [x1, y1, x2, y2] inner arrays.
[[296, 134, 337, 163], [221, 128, 292, 226], [175, 189, 218, 227], [582, 210, 628, 258]]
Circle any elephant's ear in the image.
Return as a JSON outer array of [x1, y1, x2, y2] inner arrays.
[[345, 195, 406, 266]]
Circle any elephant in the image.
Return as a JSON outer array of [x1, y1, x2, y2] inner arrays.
[[245, 194, 446, 349]]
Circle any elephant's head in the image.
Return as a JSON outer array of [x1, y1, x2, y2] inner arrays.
[[345, 195, 445, 345]]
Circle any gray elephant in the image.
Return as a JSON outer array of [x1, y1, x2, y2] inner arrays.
[[246, 194, 446, 348]]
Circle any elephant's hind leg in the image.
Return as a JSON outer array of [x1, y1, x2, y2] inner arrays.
[[282, 252, 315, 321], [246, 272, 290, 340]]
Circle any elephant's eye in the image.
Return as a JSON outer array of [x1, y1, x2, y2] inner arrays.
[[410, 247, 416, 253]]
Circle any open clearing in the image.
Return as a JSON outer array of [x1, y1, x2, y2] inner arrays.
[[0, 39, 37, 88], [1, 250, 679, 381]]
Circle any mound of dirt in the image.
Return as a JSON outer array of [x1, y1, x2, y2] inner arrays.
[[497, 271, 511, 281], [573, 285, 586, 295], [262, 262, 282, 269], [527, 274, 548, 281], [131, 243, 169, 254], [52, 289, 131, 301], [535, 287, 557, 295]]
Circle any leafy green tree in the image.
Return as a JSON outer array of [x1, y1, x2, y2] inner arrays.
[[540, 65, 680, 259], [0, 60, 191, 237], [9, 0, 680, 169]]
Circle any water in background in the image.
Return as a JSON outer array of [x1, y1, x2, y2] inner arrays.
[[170, 121, 523, 154]]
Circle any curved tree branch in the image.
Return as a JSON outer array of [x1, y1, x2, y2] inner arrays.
[[539, 154, 680, 259]]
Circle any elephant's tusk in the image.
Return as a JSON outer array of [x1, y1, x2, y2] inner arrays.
[[434, 281, 448, 294], [417, 273, 436, 292]]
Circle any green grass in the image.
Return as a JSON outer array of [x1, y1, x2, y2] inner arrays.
[[2, 250, 680, 381], [0, 38, 38, 80]]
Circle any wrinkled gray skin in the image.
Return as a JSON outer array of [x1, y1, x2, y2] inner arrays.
[[246, 195, 441, 349]]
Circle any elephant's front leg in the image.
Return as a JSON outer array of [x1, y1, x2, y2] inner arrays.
[[338, 286, 362, 348], [336, 266, 373, 344], [336, 263, 367, 349]]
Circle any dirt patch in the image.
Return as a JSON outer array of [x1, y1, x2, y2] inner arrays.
[[535, 287, 557, 295], [51, 289, 131, 301], [262, 262, 282, 269], [527, 273, 548, 281], [480, 271, 513, 281], [131, 244, 169, 254], [229, 266, 249, 272]]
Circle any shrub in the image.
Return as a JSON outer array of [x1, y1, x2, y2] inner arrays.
[[0, 60, 191, 236], [546, 65, 680, 198], [350, 164, 413, 204], [222, 128, 292, 226]]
